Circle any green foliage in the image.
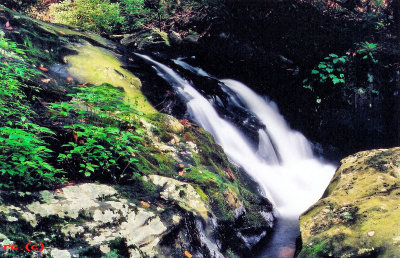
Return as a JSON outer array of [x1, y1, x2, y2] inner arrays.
[[120, 0, 150, 30], [52, 84, 145, 182], [306, 53, 347, 87], [58, 124, 142, 180], [357, 41, 379, 63], [47, 0, 209, 33], [299, 239, 330, 257], [0, 36, 63, 190], [49, 0, 123, 33], [303, 48, 380, 104]]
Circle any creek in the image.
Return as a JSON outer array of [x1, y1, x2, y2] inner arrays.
[[136, 54, 336, 257]]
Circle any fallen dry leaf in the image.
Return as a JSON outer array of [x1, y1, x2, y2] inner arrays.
[[184, 251, 192, 258], [178, 170, 185, 176], [179, 163, 185, 168], [140, 201, 151, 208], [39, 67, 49, 72], [72, 132, 78, 143], [67, 77, 74, 82], [41, 78, 51, 83], [78, 81, 90, 87], [58, 30, 66, 35]]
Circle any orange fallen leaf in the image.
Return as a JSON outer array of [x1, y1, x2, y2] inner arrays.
[[41, 78, 51, 83], [128, 57, 134, 62], [39, 67, 49, 72], [178, 170, 185, 176], [72, 132, 78, 143], [78, 81, 90, 87], [5, 21, 10, 27], [179, 163, 185, 168], [58, 30, 66, 35], [140, 201, 150, 208], [67, 77, 74, 82], [184, 251, 192, 258]]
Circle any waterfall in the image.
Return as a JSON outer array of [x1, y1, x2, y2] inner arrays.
[[136, 53, 335, 218]]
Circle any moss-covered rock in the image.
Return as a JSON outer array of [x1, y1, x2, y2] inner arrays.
[[0, 4, 155, 114], [299, 147, 400, 257], [0, 6, 274, 257], [120, 28, 170, 50]]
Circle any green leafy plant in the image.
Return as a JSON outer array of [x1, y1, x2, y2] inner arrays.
[[0, 36, 63, 190], [120, 0, 151, 31], [307, 53, 347, 86], [49, 0, 123, 33], [52, 84, 145, 182], [357, 41, 379, 63]]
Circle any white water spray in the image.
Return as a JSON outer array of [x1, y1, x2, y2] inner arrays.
[[136, 54, 335, 218]]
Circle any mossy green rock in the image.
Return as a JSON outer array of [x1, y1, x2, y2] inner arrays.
[[0, 4, 156, 114], [0, 6, 274, 256], [299, 147, 400, 257]]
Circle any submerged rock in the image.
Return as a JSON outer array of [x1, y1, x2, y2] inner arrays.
[[299, 147, 400, 257]]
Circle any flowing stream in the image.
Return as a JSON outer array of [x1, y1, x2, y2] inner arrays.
[[136, 54, 336, 257]]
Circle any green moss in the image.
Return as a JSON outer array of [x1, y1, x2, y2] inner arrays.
[[64, 43, 155, 114], [153, 29, 170, 46], [298, 239, 330, 258], [300, 148, 400, 257], [195, 186, 209, 204]]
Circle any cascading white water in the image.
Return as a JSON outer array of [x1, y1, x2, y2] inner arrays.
[[137, 53, 335, 218], [220, 79, 336, 216], [137, 54, 337, 257]]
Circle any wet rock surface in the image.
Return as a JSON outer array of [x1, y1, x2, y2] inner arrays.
[[0, 6, 274, 257]]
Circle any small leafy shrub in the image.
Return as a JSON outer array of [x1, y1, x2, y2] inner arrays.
[[120, 0, 150, 31], [303, 47, 380, 104], [52, 84, 145, 182], [0, 36, 63, 190], [304, 53, 347, 90], [58, 124, 142, 181], [357, 41, 379, 63], [49, 0, 123, 33]]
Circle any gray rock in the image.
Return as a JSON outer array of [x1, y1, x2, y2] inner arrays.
[[168, 31, 183, 45], [148, 175, 209, 219], [50, 249, 71, 258], [163, 115, 184, 134], [184, 34, 200, 44]]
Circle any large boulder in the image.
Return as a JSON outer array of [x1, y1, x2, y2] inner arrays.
[[299, 147, 400, 257], [0, 183, 170, 257]]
